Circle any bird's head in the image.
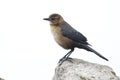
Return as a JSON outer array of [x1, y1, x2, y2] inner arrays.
[[43, 13, 64, 26]]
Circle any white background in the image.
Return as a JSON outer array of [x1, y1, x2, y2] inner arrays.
[[0, 0, 120, 80]]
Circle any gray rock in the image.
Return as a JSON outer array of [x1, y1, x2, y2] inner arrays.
[[0, 78, 4, 80], [53, 58, 120, 80]]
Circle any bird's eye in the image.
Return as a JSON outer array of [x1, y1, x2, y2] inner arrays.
[[51, 17, 56, 21]]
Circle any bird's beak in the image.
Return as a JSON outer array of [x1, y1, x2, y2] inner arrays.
[[43, 18, 51, 21]]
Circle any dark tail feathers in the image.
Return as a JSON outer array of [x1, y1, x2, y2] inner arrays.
[[78, 44, 109, 61]]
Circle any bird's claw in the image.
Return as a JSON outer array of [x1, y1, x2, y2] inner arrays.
[[58, 57, 73, 66], [58, 56, 66, 63]]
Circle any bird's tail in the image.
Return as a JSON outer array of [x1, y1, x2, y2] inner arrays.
[[77, 44, 109, 61]]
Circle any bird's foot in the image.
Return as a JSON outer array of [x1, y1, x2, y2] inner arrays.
[[58, 57, 73, 66], [58, 56, 66, 63]]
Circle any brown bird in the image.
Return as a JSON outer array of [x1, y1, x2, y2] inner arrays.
[[43, 13, 108, 64]]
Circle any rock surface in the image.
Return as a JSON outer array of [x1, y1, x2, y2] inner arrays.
[[53, 58, 120, 80], [0, 78, 4, 80]]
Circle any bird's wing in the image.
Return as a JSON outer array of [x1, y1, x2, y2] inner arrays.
[[60, 21, 88, 44]]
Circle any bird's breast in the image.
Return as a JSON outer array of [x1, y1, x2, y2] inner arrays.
[[50, 25, 73, 49]]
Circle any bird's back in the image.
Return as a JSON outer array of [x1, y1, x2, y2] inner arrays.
[[59, 21, 89, 45]]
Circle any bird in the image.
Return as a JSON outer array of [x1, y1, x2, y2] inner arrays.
[[43, 13, 108, 64]]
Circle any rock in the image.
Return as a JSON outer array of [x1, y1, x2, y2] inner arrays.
[[0, 78, 4, 80], [53, 58, 120, 80]]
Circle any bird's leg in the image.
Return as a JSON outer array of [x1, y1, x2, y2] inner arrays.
[[58, 48, 74, 65], [66, 48, 74, 59]]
